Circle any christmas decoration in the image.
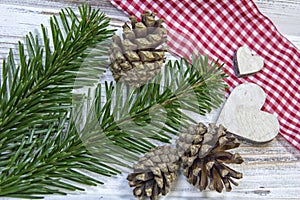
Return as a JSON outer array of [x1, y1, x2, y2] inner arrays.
[[109, 10, 167, 87], [127, 145, 180, 200], [233, 46, 264, 77], [177, 123, 244, 193], [217, 83, 280, 142]]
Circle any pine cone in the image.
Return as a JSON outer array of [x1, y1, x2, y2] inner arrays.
[[176, 123, 244, 193], [109, 10, 167, 87], [127, 145, 180, 200]]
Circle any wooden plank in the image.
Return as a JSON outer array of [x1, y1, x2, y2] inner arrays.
[[255, 0, 300, 35]]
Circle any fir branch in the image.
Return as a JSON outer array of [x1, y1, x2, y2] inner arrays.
[[0, 4, 112, 137], [86, 54, 227, 155], [0, 4, 122, 199], [0, 111, 125, 198]]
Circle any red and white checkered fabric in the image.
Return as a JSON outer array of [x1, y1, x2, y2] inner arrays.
[[110, 0, 300, 150]]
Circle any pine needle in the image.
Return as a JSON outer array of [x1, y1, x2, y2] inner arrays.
[[84, 54, 227, 156], [0, 4, 119, 198]]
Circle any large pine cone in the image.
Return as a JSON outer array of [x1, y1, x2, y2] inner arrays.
[[176, 123, 244, 193], [127, 145, 180, 200], [109, 10, 167, 87]]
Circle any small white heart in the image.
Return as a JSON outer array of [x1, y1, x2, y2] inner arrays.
[[216, 83, 280, 143], [234, 46, 264, 77]]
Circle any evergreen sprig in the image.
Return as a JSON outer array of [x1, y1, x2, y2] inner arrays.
[[0, 112, 124, 198], [0, 5, 111, 137], [0, 4, 122, 198], [83, 54, 227, 156]]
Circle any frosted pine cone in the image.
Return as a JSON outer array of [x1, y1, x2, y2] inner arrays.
[[176, 123, 244, 192], [127, 145, 180, 200]]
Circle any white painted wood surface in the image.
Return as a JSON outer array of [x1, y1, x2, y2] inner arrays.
[[0, 0, 299, 199]]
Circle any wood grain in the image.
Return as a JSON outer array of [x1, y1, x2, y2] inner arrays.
[[0, 0, 299, 199]]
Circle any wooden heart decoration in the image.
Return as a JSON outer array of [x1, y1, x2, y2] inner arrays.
[[234, 46, 264, 77], [216, 83, 280, 143]]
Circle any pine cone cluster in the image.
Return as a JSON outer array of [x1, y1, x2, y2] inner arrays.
[[109, 11, 167, 87], [127, 123, 244, 200], [177, 123, 244, 193], [127, 145, 180, 200]]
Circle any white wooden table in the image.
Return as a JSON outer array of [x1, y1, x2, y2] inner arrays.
[[0, 0, 299, 199]]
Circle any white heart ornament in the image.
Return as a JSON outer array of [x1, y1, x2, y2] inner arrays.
[[234, 46, 264, 77], [216, 83, 280, 143]]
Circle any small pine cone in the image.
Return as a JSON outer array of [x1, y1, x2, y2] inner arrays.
[[109, 10, 167, 87], [176, 123, 244, 193], [127, 145, 180, 200]]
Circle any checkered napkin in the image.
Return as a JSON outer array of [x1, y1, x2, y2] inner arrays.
[[110, 0, 300, 150]]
